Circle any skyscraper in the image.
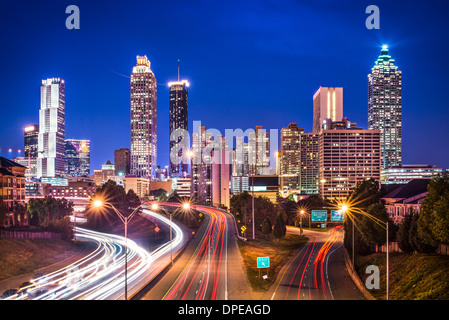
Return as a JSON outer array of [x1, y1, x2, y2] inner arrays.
[[248, 126, 270, 175], [37, 78, 65, 178], [319, 119, 381, 201], [368, 45, 402, 169], [24, 124, 39, 159], [191, 125, 213, 205], [114, 148, 130, 176], [312, 87, 343, 133], [169, 78, 189, 177], [280, 123, 303, 191], [299, 132, 319, 194], [130, 55, 157, 178], [65, 139, 90, 177]]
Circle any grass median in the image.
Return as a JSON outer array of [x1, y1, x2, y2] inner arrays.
[[237, 233, 308, 292], [355, 252, 449, 300]]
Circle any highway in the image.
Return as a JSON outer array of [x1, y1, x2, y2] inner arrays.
[[3, 207, 187, 300], [142, 204, 251, 300], [266, 225, 365, 300]]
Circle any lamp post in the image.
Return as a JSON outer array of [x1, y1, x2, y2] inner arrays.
[[93, 199, 142, 300], [151, 202, 190, 265], [339, 203, 389, 300]]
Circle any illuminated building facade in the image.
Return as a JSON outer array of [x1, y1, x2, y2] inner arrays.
[[280, 123, 303, 191], [319, 119, 381, 201], [313, 87, 343, 134], [114, 148, 130, 176], [24, 124, 39, 158], [299, 132, 319, 195], [65, 139, 90, 177], [37, 78, 65, 178], [368, 45, 402, 169], [130, 55, 157, 179], [169, 80, 189, 177]]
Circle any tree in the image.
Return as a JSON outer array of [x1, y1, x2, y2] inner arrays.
[[397, 212, 414, 254], [27, 197, 73, 228], [261, 217, 272, 237], [418, 172, 449, 246], [357, 202, 390, 248], [410, 211, 437, 253], [272, 212, 286, 240], [85, 180, 141, 230]]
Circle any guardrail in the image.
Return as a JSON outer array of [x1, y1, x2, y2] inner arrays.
[[0, 230, 62, 240]]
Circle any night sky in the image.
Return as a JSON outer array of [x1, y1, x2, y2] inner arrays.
[[1, 0, 448, 173]]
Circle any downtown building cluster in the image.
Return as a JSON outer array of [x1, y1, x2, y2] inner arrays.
[[1, 46, 444, 228]]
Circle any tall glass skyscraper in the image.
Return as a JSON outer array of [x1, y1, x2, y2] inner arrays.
[[169, 79, 189, 177], [368, 45, 402, 169], [130, 55, 157, 178], [65, 139, 90, 177], [37, 78, 65, 178]]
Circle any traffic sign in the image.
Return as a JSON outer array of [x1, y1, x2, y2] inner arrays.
[[331, 210, 345, 221], [257, 257, 270, 268], [311, 210, 327, 222]]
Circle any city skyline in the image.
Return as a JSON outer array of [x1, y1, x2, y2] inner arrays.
[[1, 1, 448, 173]]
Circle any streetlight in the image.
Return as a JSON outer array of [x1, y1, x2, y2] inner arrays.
[[93, 199, 142, 300], [151, 202, 190, 265], [340, 203, 390, 300], [299, 210, 305, 236]]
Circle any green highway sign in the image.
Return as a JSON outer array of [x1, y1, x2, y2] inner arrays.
[[311, 210, 327, 222], [331, 210, 345, 221], [257, 256, 270, 268]]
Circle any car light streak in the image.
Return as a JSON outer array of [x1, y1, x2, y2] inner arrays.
[[3, 207, 185, 300]]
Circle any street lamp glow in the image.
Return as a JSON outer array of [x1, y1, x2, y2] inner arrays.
[[183, 202, 190, 210], [300, 210, 305, 215], [93, 200, 103, 208], [340, 205, 348, 212], [151, 203, 158, 210]]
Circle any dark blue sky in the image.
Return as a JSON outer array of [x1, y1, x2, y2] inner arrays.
[[1, 0, 448, 172]]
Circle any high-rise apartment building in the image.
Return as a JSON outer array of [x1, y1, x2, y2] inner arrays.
[[130, 55, 157, 179], [191, 126, 213, 205], [169, 79, 189, 177], [64, 139, 90, 177], [212, 148, 230, 209], [368, 45, 402, 169], [248, 126, 270, 175], [312, 87, 343, 133], [280, 123, 303, 191], [299, 132, 319, 194], [114, 148, 130, 176], [319, 119, 381, 201], [37, 78, 65, 178]]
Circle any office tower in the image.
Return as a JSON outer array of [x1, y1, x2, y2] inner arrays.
[[37, 78, 65, 178], [24, 124, 39, 158], [280, 123, 303, 191], [191, 125, 213, 205], [130, 55, 157, 179], [114, 148, 130, 176], [212, 148, 230, 208], [169, 77, 189, 177], [233, 136, 249, 177], [248, 126, 270, 175], [299, 132, 319, 194], [312, 87, 343, 133], [319, 119, 381, 201], [64, 139, 90, 177], [368, 45, 402, 169]]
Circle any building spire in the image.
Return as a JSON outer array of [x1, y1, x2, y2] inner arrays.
[[178, 59, 180, 81]]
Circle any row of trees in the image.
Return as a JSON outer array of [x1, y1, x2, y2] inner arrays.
[[344, 172, 449, 256], [27, 197, 74, 240]]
